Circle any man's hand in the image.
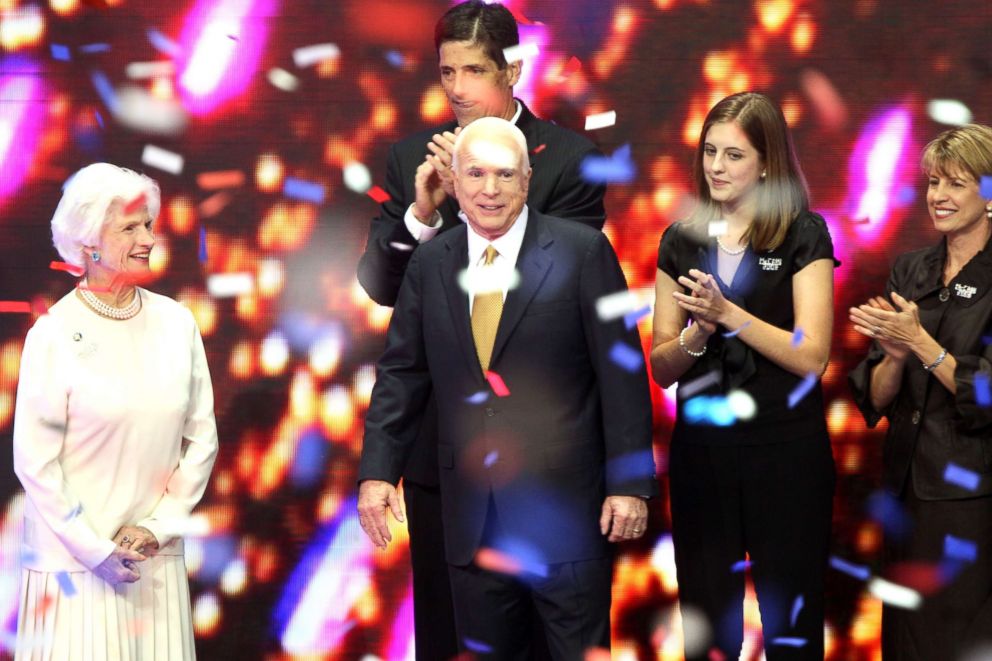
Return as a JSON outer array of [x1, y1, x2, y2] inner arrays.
[[599, 495, 648, 542], [426, 129, 460, 197], [413, 158, 448, 225], [113, 525, 160, 556], [93, 546, 146, 585], [357, 480, 405, 549]]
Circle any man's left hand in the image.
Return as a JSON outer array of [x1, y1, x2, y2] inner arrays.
[[426, 129, 460, 197], [599, 496, 648, 542]]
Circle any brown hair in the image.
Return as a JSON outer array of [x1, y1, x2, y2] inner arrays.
[[921, 123, 992, 184], [687, 92, 809, 251], [434, 1, 519, 70]]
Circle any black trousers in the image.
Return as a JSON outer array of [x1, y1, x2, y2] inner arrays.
[[447, 497, 612, 660], [669, 437, 835, 660], [882, 485, 992, 660], [403, 479, 459, 661]]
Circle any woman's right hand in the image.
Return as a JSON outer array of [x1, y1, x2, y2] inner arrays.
[[93, 546, 146, 586]]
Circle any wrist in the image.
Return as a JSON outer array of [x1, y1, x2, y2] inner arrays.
[[679, 326, 707, 358], [412, 207, 436, 225]]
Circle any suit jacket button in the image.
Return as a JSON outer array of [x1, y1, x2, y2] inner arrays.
[[911, 410, 921, 425], [939, 288, 950, 302], [485, 407, 496, 417]]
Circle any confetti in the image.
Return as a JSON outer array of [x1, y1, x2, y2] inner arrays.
[[465, 391, 489, 404], [283, 177, 326, 204], [558, 55, 582, 82], [197, 170, 245, 190], [868, 577, 922, 610], [293, 43, 340, 68], [485, 371, 510, 397], [771, 638, 807, 648], [927, 99, 973, 127], [531, 143, 546, 154], [787, 373, 818, 409], [483, 451, 499, 468], [79, 43, 111, 53], [684, 395, 735, 426], [384, 50, 405, 68], [0, 301, 32, 313], [199, 226, 208, 263], [580, 144, 635, 184], [55, 571, 77, 597], [609, 341, 643, 373], [457, 265, 520, 296], [207, 272, 254, 298], [799, 68, 848, 131], [975, 371, 991, 407], [367, 185, 390, 204], [623, 304, 651, 329], [50, 261, 84, 276], [388, 242, 414, 252], [596, 288, 650, 322], [829, 556, 870, 581], [726, 390, 756, 420], [866, 490, 911, 538], [147, 28, 181, 57], [584, 110, 616, 131], [90, 70, 120, 114], [64, 503, 83, 520], [463, 638, 493, 654], [707, 220, 728, 237], [94, 110, 104, 128], [502, 42, 539, 65], [981, 175, 992, 199], [944, 534, 977, 562], [199, 192, 231, 218], [791, 327, 805, 348], [944, 462, 980, 491], [141, 144, 184, 175], [342, 162, 372, 194], [50, 44, 71, 61], [730, 559, 751, 572], [114, 86, 188, 136], [125, 61, 175, 79], [122, 192, 147, 214], [267, 68, 300, 92], [722, 321, 751, 338], [679, 370, 721, 398], [790, 594, 805, 627]]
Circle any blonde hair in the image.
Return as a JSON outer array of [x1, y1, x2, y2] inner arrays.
[[921, 123, 992, 184], [51, 163, 161, 269], [687, 92, 809, 251]]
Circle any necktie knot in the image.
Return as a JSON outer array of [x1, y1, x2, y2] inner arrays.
[[483, 244, 498, 266]]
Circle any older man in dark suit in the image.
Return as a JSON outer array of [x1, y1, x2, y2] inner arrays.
[[358, 117, 654, 659], [356, 2, 607, 657]]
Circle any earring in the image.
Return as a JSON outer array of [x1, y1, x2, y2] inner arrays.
[[91, 251, 101, 263], [760, 170, 767, 179], [986, 204, 992, 220]]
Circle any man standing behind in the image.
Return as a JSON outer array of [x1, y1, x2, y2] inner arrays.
[[358, 117, 654, 659], [357, 2, 606, 657]]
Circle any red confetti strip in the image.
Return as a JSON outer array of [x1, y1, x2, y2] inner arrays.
[[199, 191, 232, 218], [122, 192, 147, 214], [562, 55, 582, 77], [367, 185, 390, 204], [485, 370, 510, 397], [50, 261, 85, 276], [531, 143, 546, 154], [197, 170, 246, 190], [0, 301, 32, 313]]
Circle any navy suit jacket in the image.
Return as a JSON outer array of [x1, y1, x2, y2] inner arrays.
[[358, 210, 655, 566]]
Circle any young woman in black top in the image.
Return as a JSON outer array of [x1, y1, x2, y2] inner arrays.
[[651, 92, 837, 660]]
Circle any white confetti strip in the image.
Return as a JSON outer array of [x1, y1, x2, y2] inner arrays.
[[502, 42, 539, 64], [293, 43, 340, 68], [584, 110, 617, 131], [141, 144, 184, 175], [207, 272, 254, 298]]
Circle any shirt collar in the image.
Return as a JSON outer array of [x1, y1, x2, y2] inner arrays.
[[466, 206, 529, 267]]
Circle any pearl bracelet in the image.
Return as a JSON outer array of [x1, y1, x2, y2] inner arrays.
[[922, 348, 947, 373], [679, 326, 706, 358]]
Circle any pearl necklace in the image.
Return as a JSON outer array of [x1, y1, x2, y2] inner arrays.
[[78, 281, 142, 320], [716, 237, 747, 256]]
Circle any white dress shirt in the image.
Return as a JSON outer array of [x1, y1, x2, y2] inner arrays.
[[403, 101, 525, 242], [465, 206, 528, 313], [13, 289, 218, 571]]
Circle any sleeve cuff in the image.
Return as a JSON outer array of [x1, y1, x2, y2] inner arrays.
[[79, 538, 117, 571], [404, 205, 443, 243]]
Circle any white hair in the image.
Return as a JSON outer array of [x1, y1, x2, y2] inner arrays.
[[51, 163, 161, 268], [452, 116, 531, 173]]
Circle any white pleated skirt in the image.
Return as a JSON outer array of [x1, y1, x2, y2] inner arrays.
[[15, 554, 195, 661]]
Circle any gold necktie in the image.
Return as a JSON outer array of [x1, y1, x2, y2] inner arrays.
[[471, 245, 503, 371]]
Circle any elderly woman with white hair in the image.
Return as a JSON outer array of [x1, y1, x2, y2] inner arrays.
[[12, 163, 218, 659]]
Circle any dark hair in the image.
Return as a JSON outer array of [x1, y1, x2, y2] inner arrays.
[[687, 92, 809, 251], [434, 0, 519, 70]]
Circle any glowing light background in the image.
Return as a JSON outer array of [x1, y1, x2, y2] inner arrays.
[[0, 0, 990, 659]]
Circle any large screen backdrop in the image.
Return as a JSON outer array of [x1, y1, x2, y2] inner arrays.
[[0, 0, 990, 659]]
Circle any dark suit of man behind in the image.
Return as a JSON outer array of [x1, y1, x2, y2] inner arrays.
[[358, 118, 654, 659]]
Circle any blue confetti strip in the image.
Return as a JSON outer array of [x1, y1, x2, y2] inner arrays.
[[790, 594, 804, 627], [829, 555, 870, 581], [465, 390, 489, 404], [772, 638, 807, 648], [147, 28, 181, 57], [50, 44, 71, 61], [55, 571, 77, 597], [730, 559, 751, 573], [283, 177, 327, 204], [975, 371, 991, 407], [89, 70, 120, 114], [722, 320, 751, 338], [94, 110, 104, 128], [787, 373, 818, 409], [463, 638, 493, 653], [684, 395, 736, 426], [944, 534, 978, 562], [944, 462, 980, 491], [980, 175, 992, 199], [64, 503, 82, 521], [609, 341, 643, 373], [624, 304, 651, 330], [791, 327, 804, 348], [79, 43, 111, 53], [580, 144, 636, 184], [198, 226, 208, 263], [483, 450, 499, 468], [385, 50, 406, 68]]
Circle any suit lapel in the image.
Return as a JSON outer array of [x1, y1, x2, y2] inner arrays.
[[438, 229, 480, 377], [489, 213, 553, 368]]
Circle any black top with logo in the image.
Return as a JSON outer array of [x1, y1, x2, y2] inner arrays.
[[657, 210, 838, 445]]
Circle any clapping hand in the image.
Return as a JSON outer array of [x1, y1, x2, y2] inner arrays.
[[672, 269, 725, 334], [849, 292, 920, 360]]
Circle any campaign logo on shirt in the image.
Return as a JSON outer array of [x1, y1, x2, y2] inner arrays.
[[758, 257, 782, 271], [955, 283, 977, 299]]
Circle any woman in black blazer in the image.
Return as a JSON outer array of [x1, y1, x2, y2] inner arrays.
[[849, 123, 992, 659]]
